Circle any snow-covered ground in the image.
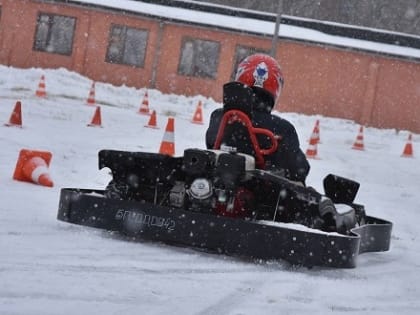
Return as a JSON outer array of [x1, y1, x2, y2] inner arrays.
[[0, 65, 419, 314]]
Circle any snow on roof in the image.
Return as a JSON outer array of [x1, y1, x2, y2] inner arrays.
[[71, 0, 420, 60]]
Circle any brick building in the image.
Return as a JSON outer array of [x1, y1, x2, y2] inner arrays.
[[0, 0, 419, 132]]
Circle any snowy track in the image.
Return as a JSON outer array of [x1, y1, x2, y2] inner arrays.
[[1, 66, 419, 314]]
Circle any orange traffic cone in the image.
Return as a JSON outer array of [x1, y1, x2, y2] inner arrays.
[[401, 133, 414, 157], [13, 149, 53, 187], [4, 101, 23, 127], [306, 130, 319, 159], [138, 91, 150, 115], [87, 106, 102, 127], [87, 82, 96, 105], [309, 119, 320, 144], [352, 126, 365, 150], [145, 110, 159, 129], [159, 117, 175, 156], [35, 75, 47, 98], [191, 100, 204, 124]]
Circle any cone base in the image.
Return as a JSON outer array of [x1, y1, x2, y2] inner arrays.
[[4, 123, 22, 128], [159, 142, 175, 156], [306, 154, 320, 159], [401, 145, 413, 157], [87, 107, 102, 126]]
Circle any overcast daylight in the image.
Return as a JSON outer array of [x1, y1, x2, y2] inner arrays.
[[0, 1, 419, 314]]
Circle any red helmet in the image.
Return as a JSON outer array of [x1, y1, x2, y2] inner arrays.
[[235, 54, 284, 105]]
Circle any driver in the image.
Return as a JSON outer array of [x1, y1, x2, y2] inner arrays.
[[205, 53, 310, 185]]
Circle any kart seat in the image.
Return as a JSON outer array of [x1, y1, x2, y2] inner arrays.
[[212, 82, 279, 169]]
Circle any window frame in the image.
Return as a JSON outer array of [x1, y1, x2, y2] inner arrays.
[[33, 12, 77, 56], [177, 36, 221, 80], [105, 24, 149, 68]]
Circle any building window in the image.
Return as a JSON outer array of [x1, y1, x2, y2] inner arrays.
[[178, 37, 220, 79], [33, 13, 76, 55], [231, 45, 269, 80], [106, 24, 149, 67]]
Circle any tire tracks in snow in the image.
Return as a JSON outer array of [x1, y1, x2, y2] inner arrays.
[[193, 271, 271, 315]]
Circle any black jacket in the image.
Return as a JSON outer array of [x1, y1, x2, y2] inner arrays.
[[206, 107, 310, 184]]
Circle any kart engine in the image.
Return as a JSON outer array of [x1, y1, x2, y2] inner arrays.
[[169, 149, 255, 217]]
